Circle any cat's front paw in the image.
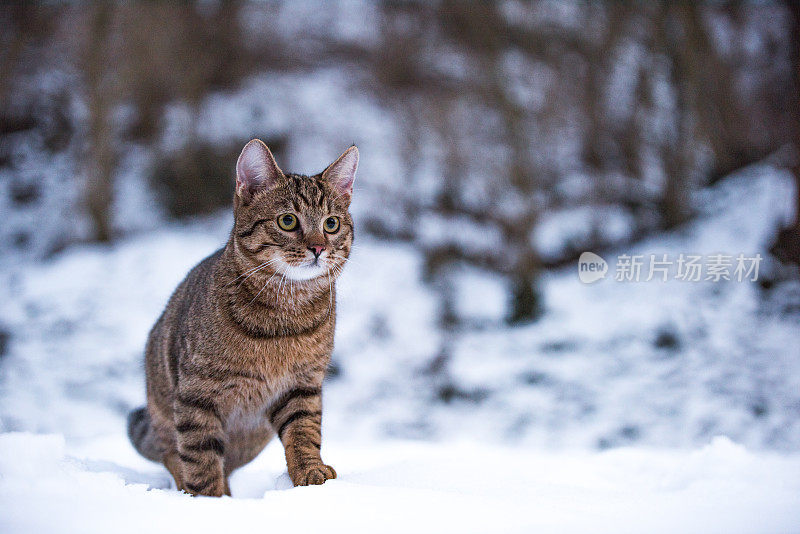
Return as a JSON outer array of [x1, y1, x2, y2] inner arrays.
[[291, 463, 337, 486]]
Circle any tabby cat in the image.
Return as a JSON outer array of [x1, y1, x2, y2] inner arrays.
[[127, 139, 357, 496]]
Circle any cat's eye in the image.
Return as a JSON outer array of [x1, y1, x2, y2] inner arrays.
[[277, 213, 298, 231], [324, 216, 340, 233]]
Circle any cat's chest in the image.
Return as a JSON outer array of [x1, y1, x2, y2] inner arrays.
[[210, 320, 332, 413], [229, 322, 333, 374], [220, 373, 292, 430], [224, 401, 270, 433]]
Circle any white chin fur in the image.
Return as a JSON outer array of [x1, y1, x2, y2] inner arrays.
[[281, 262, 328, 281]]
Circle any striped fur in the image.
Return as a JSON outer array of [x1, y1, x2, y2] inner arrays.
[[128, 141, 356, 496]]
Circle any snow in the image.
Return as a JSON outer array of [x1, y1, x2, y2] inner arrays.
[[1, 432, 799, 534], [436, 163, 800, 450]]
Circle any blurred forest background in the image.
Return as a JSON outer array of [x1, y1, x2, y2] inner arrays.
[[2, 1, 799, 318], [1, 1, 799, 450]]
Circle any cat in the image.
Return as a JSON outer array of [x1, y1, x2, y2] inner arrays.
[[127, 139, 357, 496]]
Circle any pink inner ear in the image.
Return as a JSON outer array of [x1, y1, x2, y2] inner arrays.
[[236, 140, 280, 200], [325, 146, 359, 197]]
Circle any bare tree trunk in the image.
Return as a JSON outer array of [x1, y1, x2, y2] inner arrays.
[[788, 1, 800, 236], [432, 1, 544, 323], [490, 68, 543, 323], [582, 3, 628, 177], [84, 3, 116, 242], [583, 3, 638, 241], [0, 6, 34, 107], [771, 0, 800, 267], [427, 98, 462, 331], [656, 2, 696, 229], [661, 109, 693, 229]]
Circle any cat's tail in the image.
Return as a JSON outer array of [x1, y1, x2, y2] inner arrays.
[[127, 406, 162, 462]]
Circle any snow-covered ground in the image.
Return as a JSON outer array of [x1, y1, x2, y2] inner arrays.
[[0, 161, 799, 531], [2, 432, 799, 534]]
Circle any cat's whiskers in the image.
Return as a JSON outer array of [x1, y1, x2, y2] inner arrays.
[[322, 254, 352, 275], [326, 270, 334, 319], [263, 266, 283, 287], [239, 260, 278, 287], [232, 257, 281, 289], [280, 273, 289, 300], [329, 263, 343, 282], [248, 270, 275, 305], [227, 259, 270, 286], [335, 255, 354, 268], [248, 262, 285, 306], [277, 271, 288, 298]]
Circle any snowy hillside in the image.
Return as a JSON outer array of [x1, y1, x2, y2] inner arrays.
[[2, 161, 797, 450], [0, 161, 798, 531]]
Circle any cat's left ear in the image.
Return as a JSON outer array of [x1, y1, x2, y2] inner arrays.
[[236, 139, 282, 203], [322, 145, 358, 202]]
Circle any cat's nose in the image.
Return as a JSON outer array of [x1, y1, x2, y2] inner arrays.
[[308, 245, 325, 258]]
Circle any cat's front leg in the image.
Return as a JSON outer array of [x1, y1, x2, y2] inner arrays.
[[268, 385, 336, 486], [173, 388, 229, 496]]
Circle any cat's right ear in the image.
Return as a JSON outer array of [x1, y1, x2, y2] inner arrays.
[[236, 139, 282, 203]]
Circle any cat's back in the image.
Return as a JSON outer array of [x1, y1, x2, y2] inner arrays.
[[180, 247, 224, 300], [147, 247, 224, 353]]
